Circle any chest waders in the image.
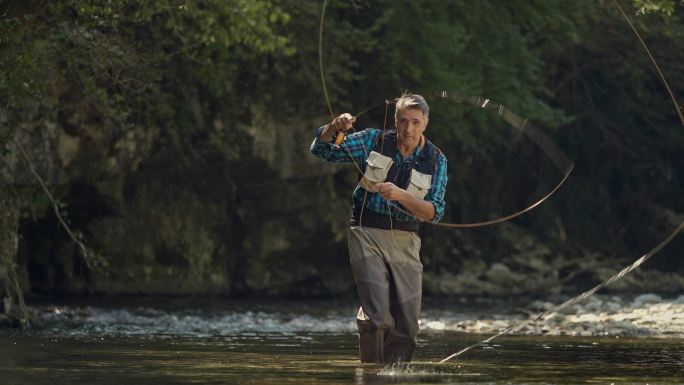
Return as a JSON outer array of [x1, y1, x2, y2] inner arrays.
[[348, 131, 439, 363]]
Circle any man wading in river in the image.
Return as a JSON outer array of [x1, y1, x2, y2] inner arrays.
[[310, 93, 448, 363]]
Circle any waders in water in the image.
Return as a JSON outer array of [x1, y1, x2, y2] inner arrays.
[[349, 226, 422, 363]]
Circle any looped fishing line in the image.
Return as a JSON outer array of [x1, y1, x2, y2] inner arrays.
[[336, 93, 575, 228], [439, 0, 684, 363], [319, 0, 574, 228]]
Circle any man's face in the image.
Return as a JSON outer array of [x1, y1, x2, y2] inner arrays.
[[395, 108, 428, 150]]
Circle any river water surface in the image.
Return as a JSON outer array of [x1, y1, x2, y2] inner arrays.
[[1, 298, 682, 384]]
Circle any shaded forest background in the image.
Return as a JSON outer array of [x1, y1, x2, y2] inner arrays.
[[1, 0, 683, 311]]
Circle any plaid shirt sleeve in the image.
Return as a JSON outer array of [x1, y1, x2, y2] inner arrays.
[[426, 152, 448, 223], [310, 125, 378, 164]]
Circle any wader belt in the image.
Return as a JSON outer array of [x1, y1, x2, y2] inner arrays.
[[350, 209, 420, 232]]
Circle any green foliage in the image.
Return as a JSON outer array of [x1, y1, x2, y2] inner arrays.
[[0, 0, 682, 298], [633, 0, 683, 15]]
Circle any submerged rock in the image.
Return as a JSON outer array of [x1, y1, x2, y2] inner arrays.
[[529, 300, 554, 311], [632, 293, 662, 307], [484, 263, 513, 284], [602, 301, 622, 313]]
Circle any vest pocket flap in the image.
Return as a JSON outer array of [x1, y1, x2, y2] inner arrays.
[[360, 151, 393, 190], [366, 151, 393, 169], [406, 169, 432, 200], [409, 169, 432, 190]]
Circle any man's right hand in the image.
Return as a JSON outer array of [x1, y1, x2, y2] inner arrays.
[[330, 113, 355, 132], [320, 113, 355, 143]]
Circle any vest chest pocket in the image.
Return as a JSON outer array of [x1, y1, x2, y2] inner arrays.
[[406, 169, 432, 199], [359, 151, 393, 193]]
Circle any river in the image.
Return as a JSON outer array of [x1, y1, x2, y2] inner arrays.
[[1, 297, 682, 384]]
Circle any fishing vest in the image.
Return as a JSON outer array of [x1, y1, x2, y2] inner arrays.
[[359, 130, 439, 200]]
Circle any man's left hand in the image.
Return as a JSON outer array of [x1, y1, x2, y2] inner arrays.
[[376, 182, 407, 202]]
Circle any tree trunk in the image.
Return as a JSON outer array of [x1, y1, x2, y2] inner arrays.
[[0, 184, 25, 320]]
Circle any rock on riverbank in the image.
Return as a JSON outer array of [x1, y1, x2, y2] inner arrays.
[[424, 294, 684, 337]]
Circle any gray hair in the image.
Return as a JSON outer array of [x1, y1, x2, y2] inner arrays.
[[394, 93, 429, 119]]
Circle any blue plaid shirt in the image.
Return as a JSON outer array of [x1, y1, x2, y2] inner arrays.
[[310, 126, 448, 223]]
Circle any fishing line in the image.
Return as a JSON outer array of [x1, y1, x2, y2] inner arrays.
[[440, 220, 684, 362], [611, 0, 684, 128], [318, 0, 334, 120], [439, 0, 684, 363]]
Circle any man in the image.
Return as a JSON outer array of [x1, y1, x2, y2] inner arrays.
[[310, 93, 448, 363]]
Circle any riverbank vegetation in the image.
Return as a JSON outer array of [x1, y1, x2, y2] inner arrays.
[[1, 1, 683, 322]]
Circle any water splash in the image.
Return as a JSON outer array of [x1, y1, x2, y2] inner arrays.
[[376, 362, 480, 377]]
